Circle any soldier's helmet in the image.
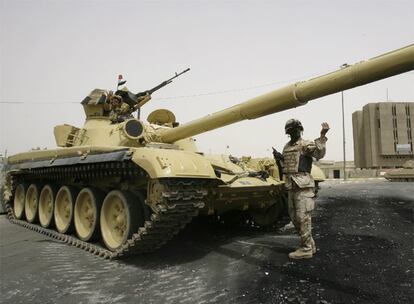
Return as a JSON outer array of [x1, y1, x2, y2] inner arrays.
[[110, 94, 123, 104], [285, 119, 304, 134]]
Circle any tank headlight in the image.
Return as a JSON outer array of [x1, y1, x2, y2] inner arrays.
[[123, 119, 144, 139]]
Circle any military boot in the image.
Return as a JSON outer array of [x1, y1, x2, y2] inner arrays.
[[288, 248, 313, 259], [311, 238, 316, 254]]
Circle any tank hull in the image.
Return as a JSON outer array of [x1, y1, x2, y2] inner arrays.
[[384, 169, 414, 182], [3, 147, 287, 258]]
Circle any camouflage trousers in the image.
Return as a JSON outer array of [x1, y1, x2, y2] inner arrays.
[[287, 187, 315, 251]]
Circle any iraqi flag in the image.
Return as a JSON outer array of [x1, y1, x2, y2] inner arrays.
[[118, 74, 127, 87]]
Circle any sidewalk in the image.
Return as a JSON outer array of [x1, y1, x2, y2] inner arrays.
[[322, 177, 386, 185]]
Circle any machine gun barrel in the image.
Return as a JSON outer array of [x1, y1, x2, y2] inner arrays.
[[159, 44, 414, 143], [136, 68, 190, 97]]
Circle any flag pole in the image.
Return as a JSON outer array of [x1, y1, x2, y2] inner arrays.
[[116, 74, 126, 91]]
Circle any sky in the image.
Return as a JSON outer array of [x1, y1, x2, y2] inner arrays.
[[1, 0, 413, 160]]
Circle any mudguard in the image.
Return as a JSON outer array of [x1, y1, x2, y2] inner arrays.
[[131, 147, 217, 179]]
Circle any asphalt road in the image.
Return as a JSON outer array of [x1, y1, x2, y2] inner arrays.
[[0, 180, 413, 304]]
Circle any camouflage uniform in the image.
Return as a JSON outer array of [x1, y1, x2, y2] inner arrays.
[[283, 136, 327, 255], [108, 97, 131, 123]]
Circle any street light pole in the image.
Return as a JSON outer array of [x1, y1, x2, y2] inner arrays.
[[339, 63, 348, 181], [341, 90, 347, 180]]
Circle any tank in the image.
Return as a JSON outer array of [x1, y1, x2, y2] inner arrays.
[[2, 44, 413, 259], [384, 160, 414, 182]]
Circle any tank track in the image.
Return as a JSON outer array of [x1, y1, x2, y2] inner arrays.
[[3, 161, 208, 260]]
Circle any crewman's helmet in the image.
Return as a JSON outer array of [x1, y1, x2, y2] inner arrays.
[[285, 119, 304, 134], [111, 95, 123, 104]]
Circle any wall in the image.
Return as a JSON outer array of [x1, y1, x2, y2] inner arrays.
[[352, 102, 414, 168]]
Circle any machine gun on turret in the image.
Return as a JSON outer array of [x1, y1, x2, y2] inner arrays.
[[116, 68, 190, 118], [136, 68, 190, 98]]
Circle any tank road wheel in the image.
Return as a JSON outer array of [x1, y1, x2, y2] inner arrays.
[[39, 185, 57, 228], [54, 186, 77, 234], [100, 191, 143, 251], [13, 184, 26, 219], [25, 184, 40, 223], [74, 188, 104, 242]]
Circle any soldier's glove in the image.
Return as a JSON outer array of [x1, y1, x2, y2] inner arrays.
[[272, 147, 284, 162], [320, 122, 330, 137]]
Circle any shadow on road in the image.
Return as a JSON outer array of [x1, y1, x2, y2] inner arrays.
[[119, 216, 292, 269]]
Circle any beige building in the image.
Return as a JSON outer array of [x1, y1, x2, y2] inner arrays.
[[352, 102, 414, 168], [315, 160, 355, 179], [315, 160, 380, 179]]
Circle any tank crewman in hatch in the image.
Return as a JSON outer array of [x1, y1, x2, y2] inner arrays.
[[273, 119, 330, 259], [106, 91, 132, 123]]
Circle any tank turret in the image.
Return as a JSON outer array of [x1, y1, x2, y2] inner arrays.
[[54, 44, 414, 150]]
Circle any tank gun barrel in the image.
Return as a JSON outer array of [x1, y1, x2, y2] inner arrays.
[[159, 44, 414, 143]]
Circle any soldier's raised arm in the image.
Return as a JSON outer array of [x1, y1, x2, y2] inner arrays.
[[310, 122, 329, 160], [302, 122, 329, 159], [320, 122, 330, 138]]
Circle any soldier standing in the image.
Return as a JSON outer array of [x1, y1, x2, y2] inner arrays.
[[274, 119, 329, 259]]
